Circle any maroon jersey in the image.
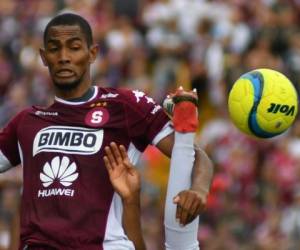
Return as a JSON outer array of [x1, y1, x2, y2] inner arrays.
[[0, 86, 170, 249]]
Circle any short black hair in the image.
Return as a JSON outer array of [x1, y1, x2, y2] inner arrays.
[[43, 13, 93, 47]]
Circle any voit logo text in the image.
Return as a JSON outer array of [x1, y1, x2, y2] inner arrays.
[[33, 126, 104, 156], [38, 156, 78, 198]]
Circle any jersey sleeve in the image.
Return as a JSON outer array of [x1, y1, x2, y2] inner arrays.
[[122, 89, 170, 151], [0, 112, 23, 168]]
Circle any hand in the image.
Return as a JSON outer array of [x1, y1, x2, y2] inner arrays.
[[173, 189, 207, 226], [104, 142, 141, 203], [163, 87, 198, 116]]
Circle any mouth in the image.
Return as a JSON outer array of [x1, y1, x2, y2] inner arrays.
[[55, 69, 75, 78]]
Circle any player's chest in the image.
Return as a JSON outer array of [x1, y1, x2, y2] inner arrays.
[[19, 105, 129, 157]]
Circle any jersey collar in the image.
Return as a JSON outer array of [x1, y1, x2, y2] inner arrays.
[[54, 86, 98, 105]]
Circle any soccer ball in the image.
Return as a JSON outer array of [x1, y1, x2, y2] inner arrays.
[[228, 68, 298, 138]]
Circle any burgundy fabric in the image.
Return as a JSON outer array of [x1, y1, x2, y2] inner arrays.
[[0, 87, 169, 249]]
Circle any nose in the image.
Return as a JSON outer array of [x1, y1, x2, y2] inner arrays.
[[58, 48, 70, 64]]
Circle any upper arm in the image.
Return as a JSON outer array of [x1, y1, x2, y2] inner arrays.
[[121, 88, 170, 151], [0, 112, 23, 168], [155, 132, 174, 158], [0, 151, 13, 172]]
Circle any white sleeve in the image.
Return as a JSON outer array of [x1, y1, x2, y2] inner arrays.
[[151, 121, 173, 146], [164, 132, 199, 250], [0, 150, 13, 173]]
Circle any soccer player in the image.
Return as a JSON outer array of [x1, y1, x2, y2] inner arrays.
[[0, 13, 213, 249]]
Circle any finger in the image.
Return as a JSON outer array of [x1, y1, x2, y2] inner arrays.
[[105, 146, 117, 167], [185, 202, 201, 224], [119, 145, 128, 161], [186, 213, 196, 225], [188, 200, 201, 219], [119, 145, 135, 170], [185, 203, 206, 225], [176, 193, 188, 224], [176, 204, 182, 224], [110, 142, 123, 165], [179, 196, 194, 225], [173, 195, 180, 220], [173, 195, 180, 204], [103, 156, 113, 172]]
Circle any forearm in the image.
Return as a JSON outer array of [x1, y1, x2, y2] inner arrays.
[[191, 144, 214, 196], [122, 195, 146, 250], [164, 132, 199, 250]]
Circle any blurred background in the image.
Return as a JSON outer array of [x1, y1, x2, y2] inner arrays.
[[1, 0, 300, 249]]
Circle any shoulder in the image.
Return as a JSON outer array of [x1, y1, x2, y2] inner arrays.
[[97, 86, 153, 106], [96, 86, 163, 115], [1, 107, 34, 132], [97, 86, 139, 101], [12, 107, 34, 121]]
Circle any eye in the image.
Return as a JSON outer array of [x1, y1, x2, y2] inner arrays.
[[71, 46, 80, 51], [70, 44, 82, 51], [48, 47, 58, 52]]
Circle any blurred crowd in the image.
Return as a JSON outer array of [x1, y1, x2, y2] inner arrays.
[[1, 0, 300, 249]]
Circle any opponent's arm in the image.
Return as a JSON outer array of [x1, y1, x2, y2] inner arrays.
[[190, 144, 214, 209], [156, 133, 213, 224], [104, 142, 146, 250], [157, 89, 213, 250], [157, 88, 214, 226]]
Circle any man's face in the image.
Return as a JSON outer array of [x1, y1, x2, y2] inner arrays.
[[40, 25, 96, 91]]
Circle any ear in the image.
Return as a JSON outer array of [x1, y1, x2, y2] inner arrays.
[[39, 48, 48, 66], [88, 44, 99, 63]]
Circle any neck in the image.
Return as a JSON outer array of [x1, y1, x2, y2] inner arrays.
[[68, 86, 95, 102], [54, 79, 92, 100]]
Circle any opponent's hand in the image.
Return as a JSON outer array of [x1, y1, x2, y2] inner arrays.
[[104, 142, 141, 203], [173, 189, 207, 226], [163, 87, 199, 133]]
